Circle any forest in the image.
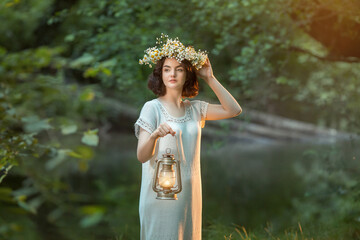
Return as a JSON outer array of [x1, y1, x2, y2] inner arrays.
[[1, 0, 360, 239]]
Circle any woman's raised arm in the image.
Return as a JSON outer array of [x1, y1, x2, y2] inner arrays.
[[196, 58, 242, 120]]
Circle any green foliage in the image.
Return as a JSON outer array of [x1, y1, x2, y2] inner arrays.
[[1, 0, 360, 239], [53, 0, 190, 96], [190, 0, 360, 130], [0, 45, 100, 174], [81, 129, 99, 147], [292, 143, 360, 238], [0, 44, 101, 239], [0, 0, 54, 50], [3, 0, 358, 129], [22, 0, 360, 130], [203, 221, 315, 240], [191, 0, 292, 95]]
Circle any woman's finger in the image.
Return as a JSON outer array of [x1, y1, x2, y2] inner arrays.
[[158, 127, 167, 136], [163, 123, 176, 136], [158, 124, 167, 135]]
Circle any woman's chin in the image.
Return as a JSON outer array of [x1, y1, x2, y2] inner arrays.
[[166, 84, 183, 90]]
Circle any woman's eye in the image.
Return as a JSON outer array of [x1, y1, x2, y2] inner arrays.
[[177, 69, 184, 72], [164, 69, 170, 72]]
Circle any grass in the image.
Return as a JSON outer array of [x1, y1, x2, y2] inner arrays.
[[202, 221, 351, 240]]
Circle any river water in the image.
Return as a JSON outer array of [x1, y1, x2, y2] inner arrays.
[[90, 131, 359, 236]]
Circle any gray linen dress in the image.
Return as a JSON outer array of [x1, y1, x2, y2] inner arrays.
[[134, 98, 208, 240]]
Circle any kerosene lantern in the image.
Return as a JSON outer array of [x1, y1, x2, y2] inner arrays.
[[152, 148, 182, 200]]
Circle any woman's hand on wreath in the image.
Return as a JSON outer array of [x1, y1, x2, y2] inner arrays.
[[196, 58, 214, 83]]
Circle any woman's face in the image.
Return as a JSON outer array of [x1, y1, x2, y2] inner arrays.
[[162, 58, 186, 91]]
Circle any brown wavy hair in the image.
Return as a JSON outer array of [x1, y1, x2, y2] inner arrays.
[[147, 57, 199, 98]]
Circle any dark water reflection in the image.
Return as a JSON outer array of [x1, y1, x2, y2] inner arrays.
[[90, 132, 358, 237], [201, 137, 359, 231]]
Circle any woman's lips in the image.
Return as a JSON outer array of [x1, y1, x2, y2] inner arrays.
[[169, 79, 177, 83]]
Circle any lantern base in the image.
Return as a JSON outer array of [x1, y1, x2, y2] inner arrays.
[[156, 192, 178, 200]]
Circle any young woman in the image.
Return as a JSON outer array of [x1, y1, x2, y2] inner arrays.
[[135, 35, 241, 240]]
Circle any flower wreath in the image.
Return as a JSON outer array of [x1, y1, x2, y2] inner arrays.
[[139, 33, 208, 70]]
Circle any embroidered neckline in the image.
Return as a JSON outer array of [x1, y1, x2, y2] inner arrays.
[[155, 99, 191, 123]]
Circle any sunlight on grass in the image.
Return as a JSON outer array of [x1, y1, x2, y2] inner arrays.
[[206, 222, 315, 240]]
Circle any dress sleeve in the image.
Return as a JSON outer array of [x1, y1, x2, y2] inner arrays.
[[134, 101, 158, 139], [199, 101, 209, 128], [191, 100, 209, 128]]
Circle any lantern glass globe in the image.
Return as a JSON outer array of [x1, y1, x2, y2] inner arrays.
[[159, 166, 176, 188]]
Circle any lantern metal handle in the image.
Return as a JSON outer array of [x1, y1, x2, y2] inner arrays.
[[173, 134, 182, 194]]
